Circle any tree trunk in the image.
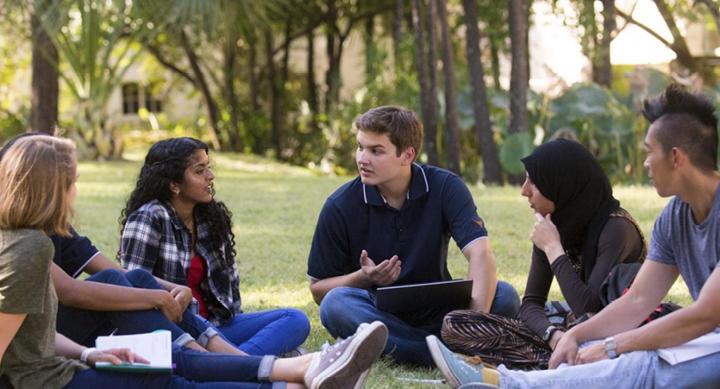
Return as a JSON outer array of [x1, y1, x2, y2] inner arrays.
[[365, 15, 378, 83], [436, 0, 460, 174], [508, 0, 529, 184], [392, 0, 404, 73], [462, 0, 502, 184], [426, 0, 439, 165], [307, 30, 319, 133], [489, 37, 501, 89], [277, 20, 293, 160], [224, 37, 241, 150], [30, 11, 58, 134], [509, 0, 529, 135], [595, 0, 615, 87], [265, 29, 282, 160], [411, 0, 438, 165], [324, 0, 339, 116], [595, 0, 616, 88], [248, 39, 260, 112], [179, 29, 221, 150]]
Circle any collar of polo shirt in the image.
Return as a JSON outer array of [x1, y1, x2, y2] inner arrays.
[[362, 162, 430, 206]]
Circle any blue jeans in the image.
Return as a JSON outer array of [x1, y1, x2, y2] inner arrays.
[[64, 343, 283, 388], [216, 309, 311, 356], [57, 269, 218, 348], [499, 342, 720, 388], [320, 280, 520, 366]]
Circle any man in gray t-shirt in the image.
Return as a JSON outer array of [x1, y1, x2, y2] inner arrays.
[[429, 84, 720, 388], [648, 193, 720, 300]]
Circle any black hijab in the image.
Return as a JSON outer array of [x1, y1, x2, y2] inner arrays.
[[521, 139, 620, 282]]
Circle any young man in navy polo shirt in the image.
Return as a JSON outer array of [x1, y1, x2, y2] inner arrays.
[[307, 105, 520, 366]]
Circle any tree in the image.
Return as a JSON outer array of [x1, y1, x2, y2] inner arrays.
[[30, 0, 58, 134], [462, 0, 502, 184], [615, 0, 719, 85], [435, 0, 460, 174], [40, 0, 152, 158], [411, 0, 438, 165], [508, 0, 529, 136], [596, 0, 615, 87]]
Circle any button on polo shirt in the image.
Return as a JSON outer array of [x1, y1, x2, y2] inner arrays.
[[308, 163, 488, 286]]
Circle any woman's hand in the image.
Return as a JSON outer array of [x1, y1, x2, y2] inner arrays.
[[531, 213, 564, 264], [85, 348, 150, 367], [170, 285, 193, 312], [549, 330, 565, 350]]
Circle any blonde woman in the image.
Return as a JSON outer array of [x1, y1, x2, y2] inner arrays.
[[0, 135, 388, 389]]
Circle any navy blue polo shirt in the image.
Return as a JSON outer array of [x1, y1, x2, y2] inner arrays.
[[307, 163, 487, 285], [50, 226, 100, 278]]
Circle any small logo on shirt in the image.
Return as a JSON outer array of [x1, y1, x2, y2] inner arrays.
[[473, 217, 485, 229]]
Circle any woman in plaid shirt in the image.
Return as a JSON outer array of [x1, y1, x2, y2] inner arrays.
[[119, 137, 310, 357]]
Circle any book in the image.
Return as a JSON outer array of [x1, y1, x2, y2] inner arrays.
[[94, 330, 173, 373], [656, 331, 720, 365]]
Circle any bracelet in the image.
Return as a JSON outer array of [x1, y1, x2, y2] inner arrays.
[[80, 347, 96, 363]]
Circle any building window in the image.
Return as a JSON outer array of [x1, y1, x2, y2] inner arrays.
[[122, 83, 140, 114], [144, 83, 163, 113]]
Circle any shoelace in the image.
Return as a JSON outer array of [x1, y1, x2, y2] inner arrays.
[[319, 337, 349, 360]]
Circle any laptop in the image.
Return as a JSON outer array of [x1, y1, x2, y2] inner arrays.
[[375, 279, 473, 313]]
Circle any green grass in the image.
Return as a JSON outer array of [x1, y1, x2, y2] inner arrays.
[[75, 153, 690, 388]]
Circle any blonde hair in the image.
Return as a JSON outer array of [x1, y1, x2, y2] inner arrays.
[[0, 135, 77, 236]]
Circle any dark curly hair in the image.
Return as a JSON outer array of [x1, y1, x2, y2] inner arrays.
[[643, 84, 719, 171], [119, 137, 236, 266]]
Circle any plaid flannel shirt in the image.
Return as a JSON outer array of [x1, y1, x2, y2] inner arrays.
[[119, 200, 242, 324]]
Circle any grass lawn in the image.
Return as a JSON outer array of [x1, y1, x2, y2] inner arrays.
[[75, 153, 691, 388]]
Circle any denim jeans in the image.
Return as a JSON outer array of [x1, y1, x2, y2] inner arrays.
[[498, 341, 720, 388], [57, 269, 218, 348], [319, 280, 520, 366], [63, 343, 284, 388], [216, 308, 311, 356]]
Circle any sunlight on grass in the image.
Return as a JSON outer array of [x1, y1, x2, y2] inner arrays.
[[74, 156, 691, 386]]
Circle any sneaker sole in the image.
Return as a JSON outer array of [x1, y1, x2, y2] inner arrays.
[[312, 322, 388, 389], [426, 335, 462, 388]]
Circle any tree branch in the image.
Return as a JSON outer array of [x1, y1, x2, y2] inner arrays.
[[144, 43, 196, 85], [614, 5, 674, 49]]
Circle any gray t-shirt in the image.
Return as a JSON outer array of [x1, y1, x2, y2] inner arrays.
[[648, 189, 720, 300], [0, 229, 86, 389]]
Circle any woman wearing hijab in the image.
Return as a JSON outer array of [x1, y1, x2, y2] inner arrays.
[[440, 139, 646, 370]]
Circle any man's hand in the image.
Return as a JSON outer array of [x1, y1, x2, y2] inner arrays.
[[170, 286, 193, 312], [531, 213, 564, 263], [359, 250, 401, 286], [575, 342, 609, 365], [153, 290, 183, 323], [549, 331, 579, 368], [85, 348, 150, 367]]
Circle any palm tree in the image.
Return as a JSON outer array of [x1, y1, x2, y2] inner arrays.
[[39, 0, 153, 158]]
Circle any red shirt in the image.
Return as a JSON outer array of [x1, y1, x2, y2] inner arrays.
[[187, 254, 209, 318]]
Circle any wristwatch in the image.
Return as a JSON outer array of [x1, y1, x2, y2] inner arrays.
[[543, 325, 558, 343], [604, 336, 619, 359]]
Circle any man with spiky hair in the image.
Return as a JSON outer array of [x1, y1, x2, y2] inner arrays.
[[428, 84, 720, 387]]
